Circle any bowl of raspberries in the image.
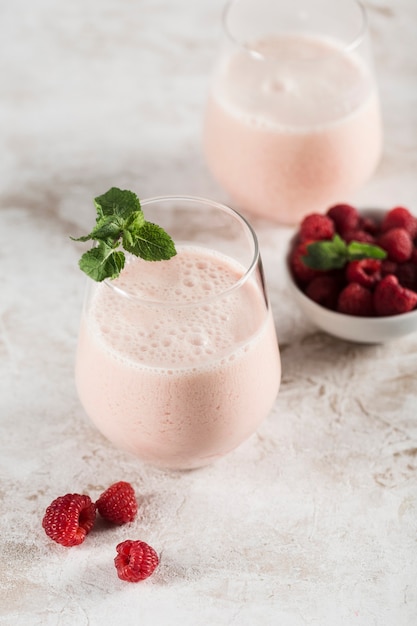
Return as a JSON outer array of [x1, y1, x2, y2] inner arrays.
[[287, 204, 417, 343]]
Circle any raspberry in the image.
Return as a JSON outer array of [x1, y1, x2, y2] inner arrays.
[[96, 481, 138, 525], [114, 540, 159, 582], [345, 259, 381, 288], [337, 282, 374, 316], [395, 262, 417, 291], [374, 274, 417, 316], [359, 216, 379, 235], [289, 240, 322, 285], [327, 203, 359, 234], [299, 213, 335, 242], [381, 259, 398, 276], [42, 494, 96, 546], [378, 228, 413, 262], [381, 207, 417, 238], [305, 275, 340, 310], [342, 229, 375, 244]]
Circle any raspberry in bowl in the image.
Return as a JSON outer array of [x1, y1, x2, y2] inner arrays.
[[286, 205, 417, 343]]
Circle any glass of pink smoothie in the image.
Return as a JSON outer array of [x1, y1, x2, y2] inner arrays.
[[75, 196, 281, 469], [203, 0, 383, 224]]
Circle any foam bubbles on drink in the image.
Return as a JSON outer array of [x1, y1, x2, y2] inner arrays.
[[90, 246, 265, 369]]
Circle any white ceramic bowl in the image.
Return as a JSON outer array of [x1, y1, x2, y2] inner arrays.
[[286, 208, 417, 343]]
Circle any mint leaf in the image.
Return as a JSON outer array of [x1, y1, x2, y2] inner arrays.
[[124, 210, 146, 235], [301, 234, 387, 271], [302, 235, 348, 270], [71, 187, 177, 281], [94, 187, 141, 220], [71, 215, 125, 244], [78, 242, 126, 282], [123, 221, 177, 261], [347, 241, 387, 260]]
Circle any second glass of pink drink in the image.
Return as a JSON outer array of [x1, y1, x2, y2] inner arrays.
[[75, 197, 281, 469], [204, 0, 383, 224]]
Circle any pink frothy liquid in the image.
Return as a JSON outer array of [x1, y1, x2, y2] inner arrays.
[[204, 33, 383, 224], [75, 245, 281, 469]]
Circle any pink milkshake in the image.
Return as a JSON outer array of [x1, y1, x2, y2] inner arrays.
[[203, 1, 382, 223], [75, 197, 281, 469]]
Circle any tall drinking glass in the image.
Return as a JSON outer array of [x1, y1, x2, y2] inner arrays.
[[75, 196, 281, 469], [203, 0, 383, 224]]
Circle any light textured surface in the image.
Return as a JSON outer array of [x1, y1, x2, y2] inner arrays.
[[1, 1, 417, 625]]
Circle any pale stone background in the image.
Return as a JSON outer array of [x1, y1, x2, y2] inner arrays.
[[1, 1, 416, 624]]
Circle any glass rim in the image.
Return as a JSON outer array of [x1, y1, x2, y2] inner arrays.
[[222, 0, 368, 58], [101, 195, 262, 308]]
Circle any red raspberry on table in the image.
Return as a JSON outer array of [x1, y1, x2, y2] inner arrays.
[[299, 213, 335, 242], [337, 282, 374, 316], [289, 240, 322, 285], [96, 481, 138, 525], [305, 275, 340, 310], [114, 540, 159, 582], [381, 206, 417, 239], [374, 274, 417, 316], [42, 494, 96, 546], [345, 259, 381, 288], [327, 203, 359, 235], [378, 227, 413, 262]]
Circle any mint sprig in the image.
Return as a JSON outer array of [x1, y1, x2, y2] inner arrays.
[[71, 187, 177, 282], [302, 234, 387, 270]]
